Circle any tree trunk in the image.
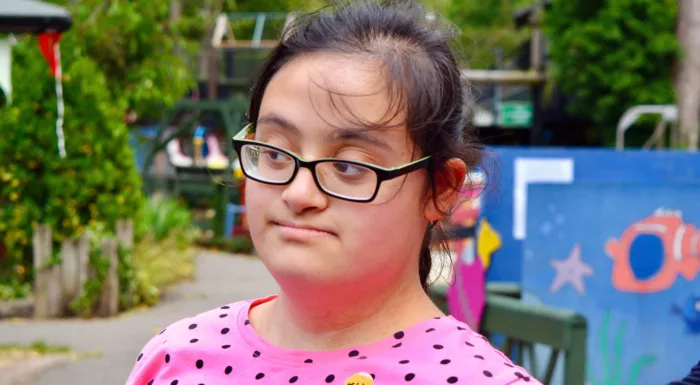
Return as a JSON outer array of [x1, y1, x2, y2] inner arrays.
[[676, 0, 700, 151]]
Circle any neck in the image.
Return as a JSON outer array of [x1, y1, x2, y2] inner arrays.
[[255, 273, 442, 351]]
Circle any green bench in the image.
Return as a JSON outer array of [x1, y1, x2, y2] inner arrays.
[[429, 283, 587, 385]]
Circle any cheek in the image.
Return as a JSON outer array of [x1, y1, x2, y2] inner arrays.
[[341, 180, 427, 265], [244, 182, 276, 229]]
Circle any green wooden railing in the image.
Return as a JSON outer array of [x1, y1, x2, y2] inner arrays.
[[430, 284, 587, 385]]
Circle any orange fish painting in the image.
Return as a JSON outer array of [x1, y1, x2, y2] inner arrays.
[[605, 209, 700, 293]]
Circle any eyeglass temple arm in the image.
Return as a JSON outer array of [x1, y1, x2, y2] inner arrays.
[[233, 124, 254, 140], [384, 156, 431, 179]]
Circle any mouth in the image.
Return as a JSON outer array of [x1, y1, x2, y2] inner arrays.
[[271, 220, 335, 238]]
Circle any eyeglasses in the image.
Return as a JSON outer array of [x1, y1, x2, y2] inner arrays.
[[231, 124, 431, 203]]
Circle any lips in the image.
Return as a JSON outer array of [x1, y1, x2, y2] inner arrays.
[[271, 220, 335, 236]]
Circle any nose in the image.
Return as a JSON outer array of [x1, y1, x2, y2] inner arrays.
[[281, 167, 329, 214]]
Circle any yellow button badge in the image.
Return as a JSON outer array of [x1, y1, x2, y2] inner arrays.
[[343, 372, 374, 385]]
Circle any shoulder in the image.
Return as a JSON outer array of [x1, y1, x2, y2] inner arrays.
[[124, 299, 252, 385], [380, 316, 541, 384]]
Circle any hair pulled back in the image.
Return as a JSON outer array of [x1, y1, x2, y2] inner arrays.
[[247, 0, 484, 291]]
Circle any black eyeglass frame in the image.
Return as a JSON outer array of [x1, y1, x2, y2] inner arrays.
[[231, 124, 431, 203]]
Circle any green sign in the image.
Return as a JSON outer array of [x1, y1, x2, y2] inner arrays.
[[497, 102, 533, 128]]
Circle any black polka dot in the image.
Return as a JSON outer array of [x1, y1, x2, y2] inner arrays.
[[137, 353, 143, 361], [304, 358, 313, 363], [196, 359, 204, 369], [483, 370, 493, 377], [426, 328, 435, 333], [394, 331, 405, 339], [256, 373, 265, 380], [221, 328, 230, 334], [515, 372, 531, 381], [190, 338, 199, 343], [371, 374, 376, 379], [148, 380, 154, 385], [465, 341, 474, 347], [447, 377, 458, 383], [405, 373, 415, 381], [400, 360, 410, 364], [253, 350, 261, 358], [457, 326, 466, 331], [189, 324, 197, 330], [171, 381, 179, 385], [219, 314, 228, 318], [480, 335, 488, 341], [441, 359, 451, 364], [359, 356, 367, 360], [474, 355, 484, 360], [433, 344, 444, 350], [221, 305, 230, 309], [392, 342, 403, 348], [325, 374, 335, 383], [245, 320, 251, 325], [505, 363, 514, 367], [165, 354, 170, 363], [225, 366, 233, 375], [222, 344, 231, 349], [434, 316, 441, 319], [289, 376, 298, 383], [348, 350, 360, 357], [159, 329, 167, 335]]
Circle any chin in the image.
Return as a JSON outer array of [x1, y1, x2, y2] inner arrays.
[[258, 245, 349, 287]]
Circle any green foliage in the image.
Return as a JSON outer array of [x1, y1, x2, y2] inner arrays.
[[69, 224, 113, 318], [0, 36, 142, 298], [129, 197, 198, 304], [70, 197, 198, 317], [446, 0, 532, 69], [45, 0, 217, 118], [134, 196, 195, 243], [546, 0, 679, 144]]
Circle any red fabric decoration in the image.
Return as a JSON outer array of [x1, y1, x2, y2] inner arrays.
[[38, 32, 63, 77]]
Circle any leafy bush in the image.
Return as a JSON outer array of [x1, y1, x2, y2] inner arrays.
[[0, 36, 142, 298], [547, 0, 679, 144], [127, 196, 198, 307]]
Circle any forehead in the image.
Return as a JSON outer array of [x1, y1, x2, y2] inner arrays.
[[257, 53, 412, 150]]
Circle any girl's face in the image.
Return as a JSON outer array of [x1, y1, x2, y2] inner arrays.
[[246, 53, 439, 292]]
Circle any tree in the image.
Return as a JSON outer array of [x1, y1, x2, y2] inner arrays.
[[676, 0, 700, 151], [0, 36, 142, 297], [45, 0, 233, 120], [445, 0, 532, 70], [0, 0, 214, 299], [546, 0, 679, 145]]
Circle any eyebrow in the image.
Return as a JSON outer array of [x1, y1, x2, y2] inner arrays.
[[256, 113, 393, 151]]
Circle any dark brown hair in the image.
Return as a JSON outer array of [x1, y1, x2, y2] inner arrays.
[[247, 0, 484, 291]]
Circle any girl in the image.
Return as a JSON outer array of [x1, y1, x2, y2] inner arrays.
[[126, 1, 540, 384]]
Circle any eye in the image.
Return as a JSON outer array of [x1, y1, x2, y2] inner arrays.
[[333, 162, 369, 177], [261, 148, 286, 162]]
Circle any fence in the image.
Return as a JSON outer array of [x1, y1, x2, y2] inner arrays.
[[32, 219, 133, 318]]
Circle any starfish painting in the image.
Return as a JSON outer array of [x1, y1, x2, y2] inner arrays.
[[550, 243, 594, 295]]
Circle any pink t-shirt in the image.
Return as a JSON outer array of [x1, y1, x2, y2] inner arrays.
[[126, 296, 540, 385]]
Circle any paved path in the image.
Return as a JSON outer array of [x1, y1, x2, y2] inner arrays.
[[0, 251, 278, 385]]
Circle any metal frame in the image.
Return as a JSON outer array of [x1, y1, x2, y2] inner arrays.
[[615, 105, 678, 150]]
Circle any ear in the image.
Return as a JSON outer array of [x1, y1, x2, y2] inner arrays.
[[424, 158, 467, 222]]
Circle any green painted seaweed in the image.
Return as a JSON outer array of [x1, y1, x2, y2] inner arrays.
[[588, 310, 657, 385]]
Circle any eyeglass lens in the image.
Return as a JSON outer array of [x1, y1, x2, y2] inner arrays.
[[240, 144, 379, 200]]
